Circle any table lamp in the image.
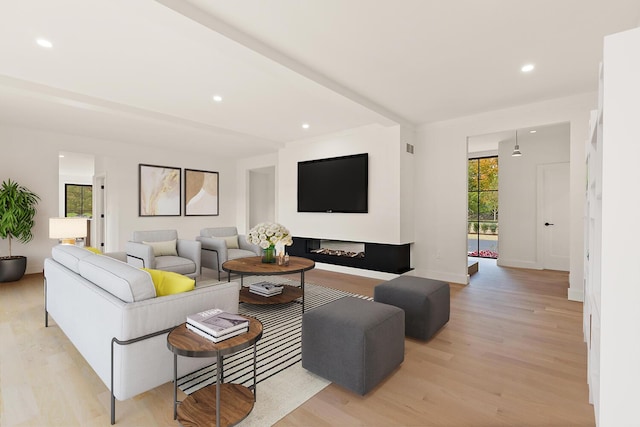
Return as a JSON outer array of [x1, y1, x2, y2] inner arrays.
[[49, 217, 87, 245]]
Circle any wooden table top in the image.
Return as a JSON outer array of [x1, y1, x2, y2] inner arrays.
[[167, 317, 263, 358], [222, 256, 315, 276]]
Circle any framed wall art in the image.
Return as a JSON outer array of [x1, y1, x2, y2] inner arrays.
[[139, 164, 181, 216], [184, 168, 219, 216]]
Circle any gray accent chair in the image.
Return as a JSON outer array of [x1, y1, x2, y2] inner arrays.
[[125, 229, 201, 279], [197, 227, 261, 280]]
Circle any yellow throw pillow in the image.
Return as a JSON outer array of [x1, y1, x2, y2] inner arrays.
[[142, 268, 195, 296], [223, 235, 239, 249], [142, 239, 178, 256], [85, 246, 102, 255]]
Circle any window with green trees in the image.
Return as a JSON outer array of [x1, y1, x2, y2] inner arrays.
[[65, 184, 92, 218], [468, 157, 498, 258]]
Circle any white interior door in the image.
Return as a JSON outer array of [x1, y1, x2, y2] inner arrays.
[[538, 163, 570, 271]]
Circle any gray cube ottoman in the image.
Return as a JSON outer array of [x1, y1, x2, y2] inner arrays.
[[302, 297, 405, 395], [374, 275, 450, 340]]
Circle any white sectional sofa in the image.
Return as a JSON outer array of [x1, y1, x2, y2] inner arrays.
[[44, 244, 240, 424]]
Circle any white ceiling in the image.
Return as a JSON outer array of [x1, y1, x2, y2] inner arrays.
[[0, 1, 638, 158]]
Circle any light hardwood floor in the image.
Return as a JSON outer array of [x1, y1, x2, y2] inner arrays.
[[0, 262, 595, 426]]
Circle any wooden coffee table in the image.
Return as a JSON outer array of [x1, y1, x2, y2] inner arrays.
[[222, 256, 315, 312], [167, 318, 263, 427]]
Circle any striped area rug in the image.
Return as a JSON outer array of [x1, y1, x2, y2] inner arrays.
[[178, 277, 372, 394]]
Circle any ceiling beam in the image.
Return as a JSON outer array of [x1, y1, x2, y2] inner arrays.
[[0, 74, 281, 148], [154, 0, 413, 130]]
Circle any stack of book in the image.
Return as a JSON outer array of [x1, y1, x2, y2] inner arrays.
[[186, 308, 249, 343], [249, 281, 284, 297]]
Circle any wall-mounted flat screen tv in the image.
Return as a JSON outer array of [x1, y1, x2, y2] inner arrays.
[[297, 153, 368, 213]]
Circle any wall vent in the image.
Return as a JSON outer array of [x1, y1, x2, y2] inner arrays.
[[406, 143, 414, 154]]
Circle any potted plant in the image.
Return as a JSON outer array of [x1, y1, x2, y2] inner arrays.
[[0, 179, 40, 282]]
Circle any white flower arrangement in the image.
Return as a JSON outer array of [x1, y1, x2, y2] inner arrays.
[[246, 222, 293, 250]]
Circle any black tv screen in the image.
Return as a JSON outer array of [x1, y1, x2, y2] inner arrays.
[[297, 153, 368, 213]]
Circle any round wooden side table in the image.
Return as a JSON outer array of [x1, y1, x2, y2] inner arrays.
[[167, 317, 263, 427]]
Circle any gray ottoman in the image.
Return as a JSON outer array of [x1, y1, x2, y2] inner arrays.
[[302, 297, 404, 395], [374, 275, 450, 340]]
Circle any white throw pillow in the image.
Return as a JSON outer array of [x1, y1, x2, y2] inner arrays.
[[143, 239, 178, 256], [223, 235, 239, 249]]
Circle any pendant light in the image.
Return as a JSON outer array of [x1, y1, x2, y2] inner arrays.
[[512, 130, 522, 157]]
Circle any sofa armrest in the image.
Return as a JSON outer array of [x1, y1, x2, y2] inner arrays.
[[177, 239, 201, 273], [125, 241, 154, 269], [238, 235, 261, 256]]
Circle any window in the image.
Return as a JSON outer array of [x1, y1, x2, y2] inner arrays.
[[468, 157, 498, 258], [65, 184, 93, 218]]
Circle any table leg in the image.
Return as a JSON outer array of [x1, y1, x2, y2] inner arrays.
[[173, 353, 177, 420], [220, 354, 225, 383], [216, 353, 222, 427], [253, 342, 257, 401], [301, 271, 305, 312]]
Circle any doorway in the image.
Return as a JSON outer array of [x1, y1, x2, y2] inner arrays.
[[467, 122, 570, 273], [468, 156, 499, 259], [248, 166, 275, 228], [58, 151, 94, 245]]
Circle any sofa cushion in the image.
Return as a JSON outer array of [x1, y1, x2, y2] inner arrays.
[[78, 255, 156, 303], [51, 244, 95, 274], [142, 268, 195, 296], [228, 248, 259, 261], [142, 239, 178, 256], [154, 256, 196, 275]]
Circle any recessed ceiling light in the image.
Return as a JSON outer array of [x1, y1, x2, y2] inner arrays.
[[36, 38, 53, 48], [59, 154, 64, 158], [302, 123, 310, 129], [529, 130, 537, 133], [521, 64, 535, 73], [212, 95, 223, 102]]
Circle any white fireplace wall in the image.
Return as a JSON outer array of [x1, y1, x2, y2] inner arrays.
[[278, 124, 405, 244]]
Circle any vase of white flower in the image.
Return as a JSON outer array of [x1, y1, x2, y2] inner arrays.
[[262, 245, 276, 263], [246, 222, 293, 264]]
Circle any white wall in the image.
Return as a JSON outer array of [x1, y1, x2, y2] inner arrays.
[[278, 124, 408, 244], [497, 124, 570, 269], [0, 124, 238, 274], [400, 125, 416, 247], [414, 92, 594, 296], [599, 25, 640, 426]]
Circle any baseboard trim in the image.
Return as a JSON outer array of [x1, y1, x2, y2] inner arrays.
[[568, 288, 584, 302], [497, 259, 542, 270], [314, 263, 400, 281]]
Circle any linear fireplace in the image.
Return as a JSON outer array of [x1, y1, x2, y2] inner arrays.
[[310, 240, 365, 258], [288, 236, 411, 274]]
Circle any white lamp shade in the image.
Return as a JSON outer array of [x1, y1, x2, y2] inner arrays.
[[49, 217, 88, 239]]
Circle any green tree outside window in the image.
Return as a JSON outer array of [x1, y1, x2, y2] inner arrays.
[[65, 184, 92, 218]]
